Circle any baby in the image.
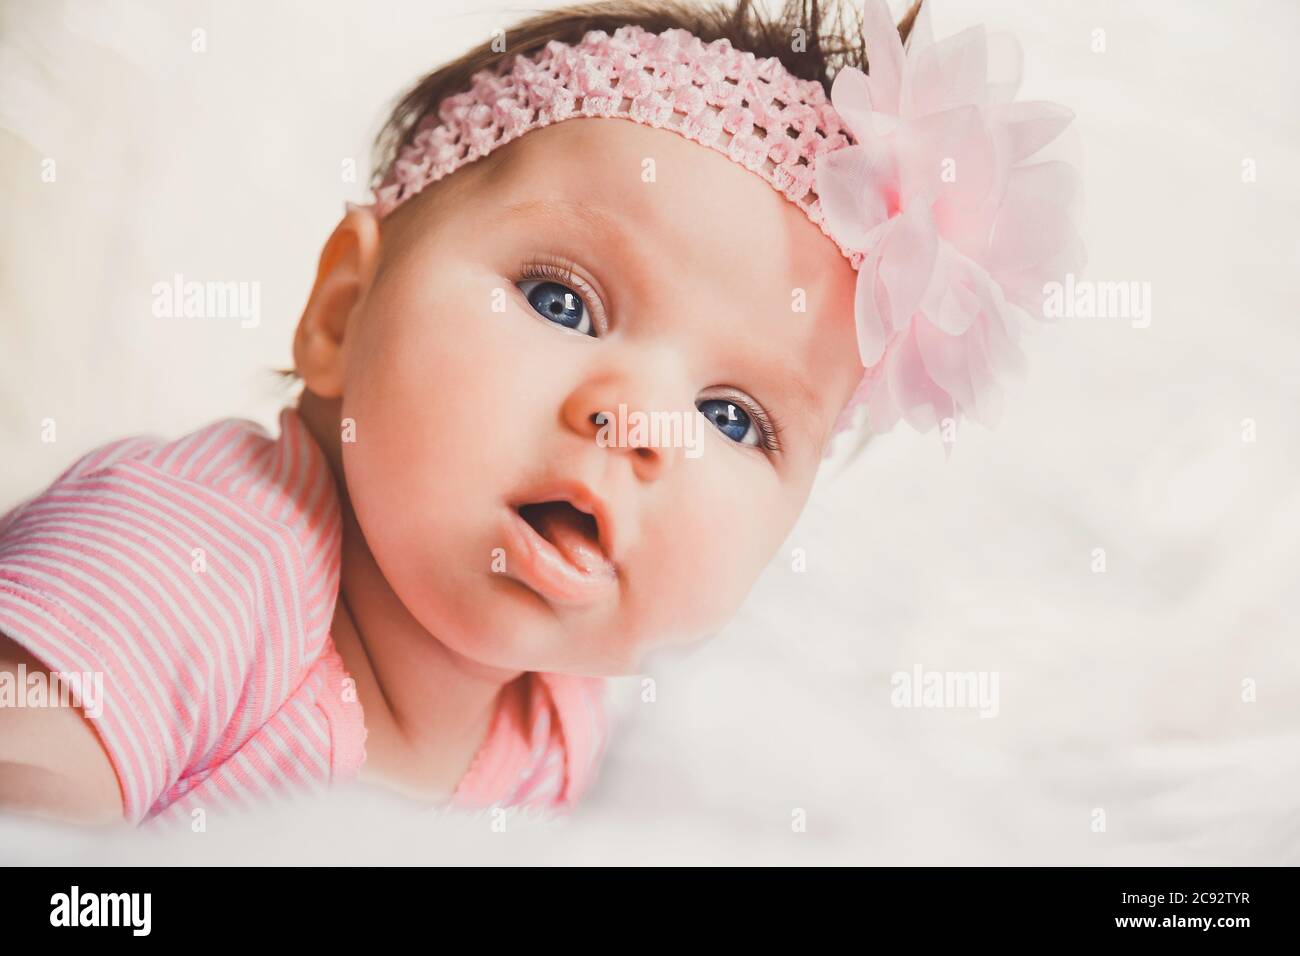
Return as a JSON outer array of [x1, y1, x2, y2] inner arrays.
[[0, 0, 1081, 826]]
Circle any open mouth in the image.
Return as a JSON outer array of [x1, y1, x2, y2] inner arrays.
[[515, 501, 612, 574]]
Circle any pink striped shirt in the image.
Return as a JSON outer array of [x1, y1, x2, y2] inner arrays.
[[0, 408, 608, 826]]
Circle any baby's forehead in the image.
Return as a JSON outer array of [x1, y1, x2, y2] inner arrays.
[[484, 118, 845, 277]]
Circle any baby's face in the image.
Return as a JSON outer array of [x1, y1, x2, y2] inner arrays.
[[331, 118, 862, 676]]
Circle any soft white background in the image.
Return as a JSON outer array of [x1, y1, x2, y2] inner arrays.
[[1, 0, 1297, 864]]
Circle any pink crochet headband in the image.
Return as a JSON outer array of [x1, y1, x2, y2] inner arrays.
[[372, 0, 1085, 449]]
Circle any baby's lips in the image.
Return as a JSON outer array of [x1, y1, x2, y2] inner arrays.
[[504, 505, 618, 608], [528, 503, 615, 575], [508, 478, 620, 566]]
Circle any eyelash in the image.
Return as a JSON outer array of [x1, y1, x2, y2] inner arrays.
[[736, 398, 784, 454], [516, 255, 786, 456]]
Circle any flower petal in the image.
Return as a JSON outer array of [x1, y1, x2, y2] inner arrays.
[[907, 25, 989, 115], [976, 299, 1027, 384], [914, 314, 976, 413], [905, 0, 935, 55], [865, 360, 902, 435], [829, 65, 875, 144], [897, 104, 998, 215], [989, 100, 1074, 164], [986, 161, 1084, 311], [860, 0, 906, 116], [963, 319, 1007, 427], [923, 244, 978, 335], [854, 241, 891, 366], [877, 202, 938, 334], [885, 322, 955, 433], [814, 143, 894, 249]]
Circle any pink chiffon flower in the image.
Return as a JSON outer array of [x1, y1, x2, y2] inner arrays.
[[817, 0, 1086, 442]]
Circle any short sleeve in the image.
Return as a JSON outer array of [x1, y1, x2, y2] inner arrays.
[[0, 448, 307, 824]]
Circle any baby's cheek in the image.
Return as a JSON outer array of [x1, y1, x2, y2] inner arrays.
[[631, 483, 780, 642]]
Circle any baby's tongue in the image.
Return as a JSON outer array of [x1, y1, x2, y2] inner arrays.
[[529, 502, 611, 574]]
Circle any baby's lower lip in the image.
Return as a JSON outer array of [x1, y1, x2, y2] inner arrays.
[[501, 507, 618, 607]]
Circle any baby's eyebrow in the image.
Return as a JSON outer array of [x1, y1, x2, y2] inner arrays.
[[497, 198, 630, 253], [493, 197, 651, 290]]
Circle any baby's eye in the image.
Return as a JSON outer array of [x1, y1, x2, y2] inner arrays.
[[518, 279, 594, 337], [698, 398, 763, 448]]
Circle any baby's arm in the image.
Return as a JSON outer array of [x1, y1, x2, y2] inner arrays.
[[0, 630, 125, 825]]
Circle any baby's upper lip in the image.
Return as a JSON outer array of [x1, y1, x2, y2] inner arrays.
[[509, 479, 619, 566]]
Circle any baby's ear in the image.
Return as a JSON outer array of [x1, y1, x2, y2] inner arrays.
[[292, 204, 382, 399]]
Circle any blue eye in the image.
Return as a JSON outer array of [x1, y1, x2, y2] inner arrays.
[[698, 398, 761, 447], [519, 279, 594, 336]]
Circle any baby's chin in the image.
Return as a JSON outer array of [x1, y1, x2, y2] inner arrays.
[[414, 570, 640, 677]]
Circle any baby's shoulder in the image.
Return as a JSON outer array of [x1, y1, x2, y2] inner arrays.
[[0, 409, 345, 823]]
